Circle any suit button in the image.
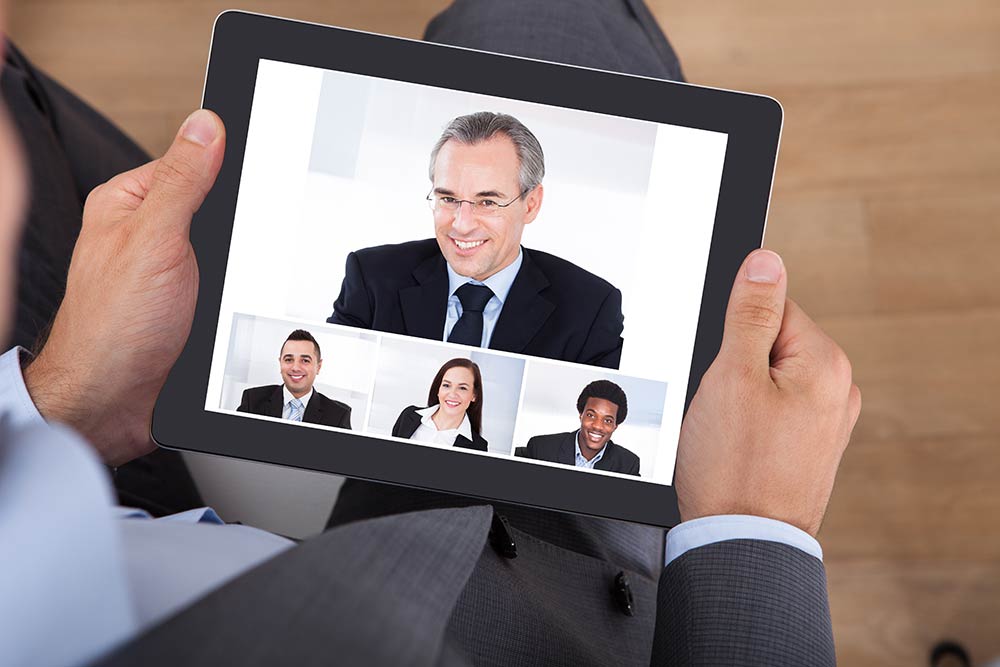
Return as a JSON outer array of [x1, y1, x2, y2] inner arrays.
[[613, 571, 635, 617], [489, 513, 517, 559]]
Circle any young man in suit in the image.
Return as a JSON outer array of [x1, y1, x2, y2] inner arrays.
[[328, 111, 625, 369], [519, 379, 641, 475], [237, 329, 352, 429]]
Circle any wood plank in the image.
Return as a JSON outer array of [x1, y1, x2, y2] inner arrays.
[[822, 309, 1000, 441], [765, 190, 1000, 319], [821, 435, 1000, 560], [827, 559, 1000, 666], [653, 0, 1000, 89], [771, 74, 1000, 197]]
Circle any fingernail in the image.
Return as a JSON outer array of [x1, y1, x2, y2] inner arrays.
[[745, 249, 783, 284], [181, 109, 218, 147]]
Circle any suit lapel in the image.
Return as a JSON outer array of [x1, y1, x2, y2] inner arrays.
[[595, 442, 617, 472], [398, 408, 423, 439], [399, 254, 450, 341], [490, 248, 555, 353], [559, 432, 577, 466], [303, 393, 324, 424], [266, 386, 285, 419]]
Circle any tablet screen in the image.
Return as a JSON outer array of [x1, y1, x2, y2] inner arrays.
[[205, 58, 728, 486]]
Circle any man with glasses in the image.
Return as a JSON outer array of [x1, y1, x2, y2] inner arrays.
[[327, 111, 626, 369]]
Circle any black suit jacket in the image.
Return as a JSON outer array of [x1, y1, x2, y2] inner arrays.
[[520, 431, 640, 476], [391, 405, 488, 452], [237, 385, 352, 430], [328, 239, 624, 369]]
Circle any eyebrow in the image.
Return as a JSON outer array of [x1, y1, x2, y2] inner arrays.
[[283, 354, 313, 361], [433, 187, 508, 199]]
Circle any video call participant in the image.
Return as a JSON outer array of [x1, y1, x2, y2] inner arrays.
[[391, 358, 488, 451], [236, 329, 352, 429], [519, 379, 640, 475], [328, 111, 625, 369]]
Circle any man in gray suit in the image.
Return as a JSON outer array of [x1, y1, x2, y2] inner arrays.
[[0, 1, 860, 665]]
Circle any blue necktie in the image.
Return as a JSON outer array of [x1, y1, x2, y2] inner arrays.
[[448, 283, 494, 346], [287, 398, 304, 422]]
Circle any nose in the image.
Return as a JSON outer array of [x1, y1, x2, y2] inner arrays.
[[451, 201, 479, 235]]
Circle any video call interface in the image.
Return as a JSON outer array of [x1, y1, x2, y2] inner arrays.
[[205, 59, 729, 486]]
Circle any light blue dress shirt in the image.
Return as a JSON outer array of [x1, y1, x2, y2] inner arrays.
[[572, 429, 607, 469], [444, 248, 524, 347], [0, 347, 293, 667], [0, 345, 820, 664]]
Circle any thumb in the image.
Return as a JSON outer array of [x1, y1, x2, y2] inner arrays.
[[718, 249, 788, 372], [140, 109, 225, 227]]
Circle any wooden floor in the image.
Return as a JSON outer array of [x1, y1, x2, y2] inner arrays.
[[10, 1, 1000, 664]]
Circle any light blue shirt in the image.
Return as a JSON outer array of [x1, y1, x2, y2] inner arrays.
[[281, 385, 313, 421], [444, 248, 524, 347], [0, 347, 293, 667], [573, 429, 607, 469], [0, 345, 820, 664]]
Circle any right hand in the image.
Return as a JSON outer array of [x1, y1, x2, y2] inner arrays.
[[675, 249, 861, 536]]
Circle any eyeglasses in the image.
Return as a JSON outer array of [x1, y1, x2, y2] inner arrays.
[[426, 189, 529, 217]]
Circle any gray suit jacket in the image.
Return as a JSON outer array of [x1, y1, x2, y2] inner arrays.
[[98, 481, 834, 667]]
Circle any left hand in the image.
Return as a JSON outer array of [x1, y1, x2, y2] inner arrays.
[[24, 109, 226, 466]]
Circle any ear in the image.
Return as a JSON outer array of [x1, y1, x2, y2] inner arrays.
[[522, 184, 544, 225], [316, 359, 323, 374]]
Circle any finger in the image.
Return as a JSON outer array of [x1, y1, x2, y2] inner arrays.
[[771, 298, 824, 364], [718, 249, 788, 376], [138, 109, 225, 230]]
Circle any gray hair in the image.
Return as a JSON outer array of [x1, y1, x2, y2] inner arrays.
[[428, 111, 545, 194]]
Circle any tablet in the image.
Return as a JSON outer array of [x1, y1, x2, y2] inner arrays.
[[153, 10, 782, 527]]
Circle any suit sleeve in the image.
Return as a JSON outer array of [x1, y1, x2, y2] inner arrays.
[[390, 408, 410, 439], [651, 539, 836, 666], [338, 405, 352, 430], [236, 389, 251, 413], [522, 436, 541, 459], [579, 287, 624, 369], [328, 251, 373, 328], [626, 453, 640, 476]]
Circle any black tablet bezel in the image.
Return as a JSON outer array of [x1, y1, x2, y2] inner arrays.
[[152, 10, 781, 528]]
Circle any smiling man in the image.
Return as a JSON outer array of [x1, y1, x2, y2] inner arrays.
[[328, 111, 625, 369], [237, 329, 352, 429], [520, 379, 640, 476]]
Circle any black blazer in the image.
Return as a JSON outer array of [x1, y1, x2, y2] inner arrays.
[[519, 431, 640, 476], [237, 385, 352, 429], [328, 239, 624, 369], [391, 405, 488, 452]]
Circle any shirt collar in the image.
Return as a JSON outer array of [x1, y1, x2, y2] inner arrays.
[[282, 385, 314, 411], [574, 429, 608, 465], [446, 247, 524, 305], [416, 405, 473, 441]]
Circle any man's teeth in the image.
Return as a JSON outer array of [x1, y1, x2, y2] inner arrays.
[[588, 432, 603, 441], [455, 239, 485, 250]]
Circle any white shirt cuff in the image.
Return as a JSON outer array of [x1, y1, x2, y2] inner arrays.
[[665, 514, 823, 566], [0, 347, 45, 429]]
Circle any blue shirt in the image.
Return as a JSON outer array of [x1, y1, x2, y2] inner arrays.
[[444, 248, 524, 347], [573, 429, 607, 469], [0, 347, 293, 667]]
